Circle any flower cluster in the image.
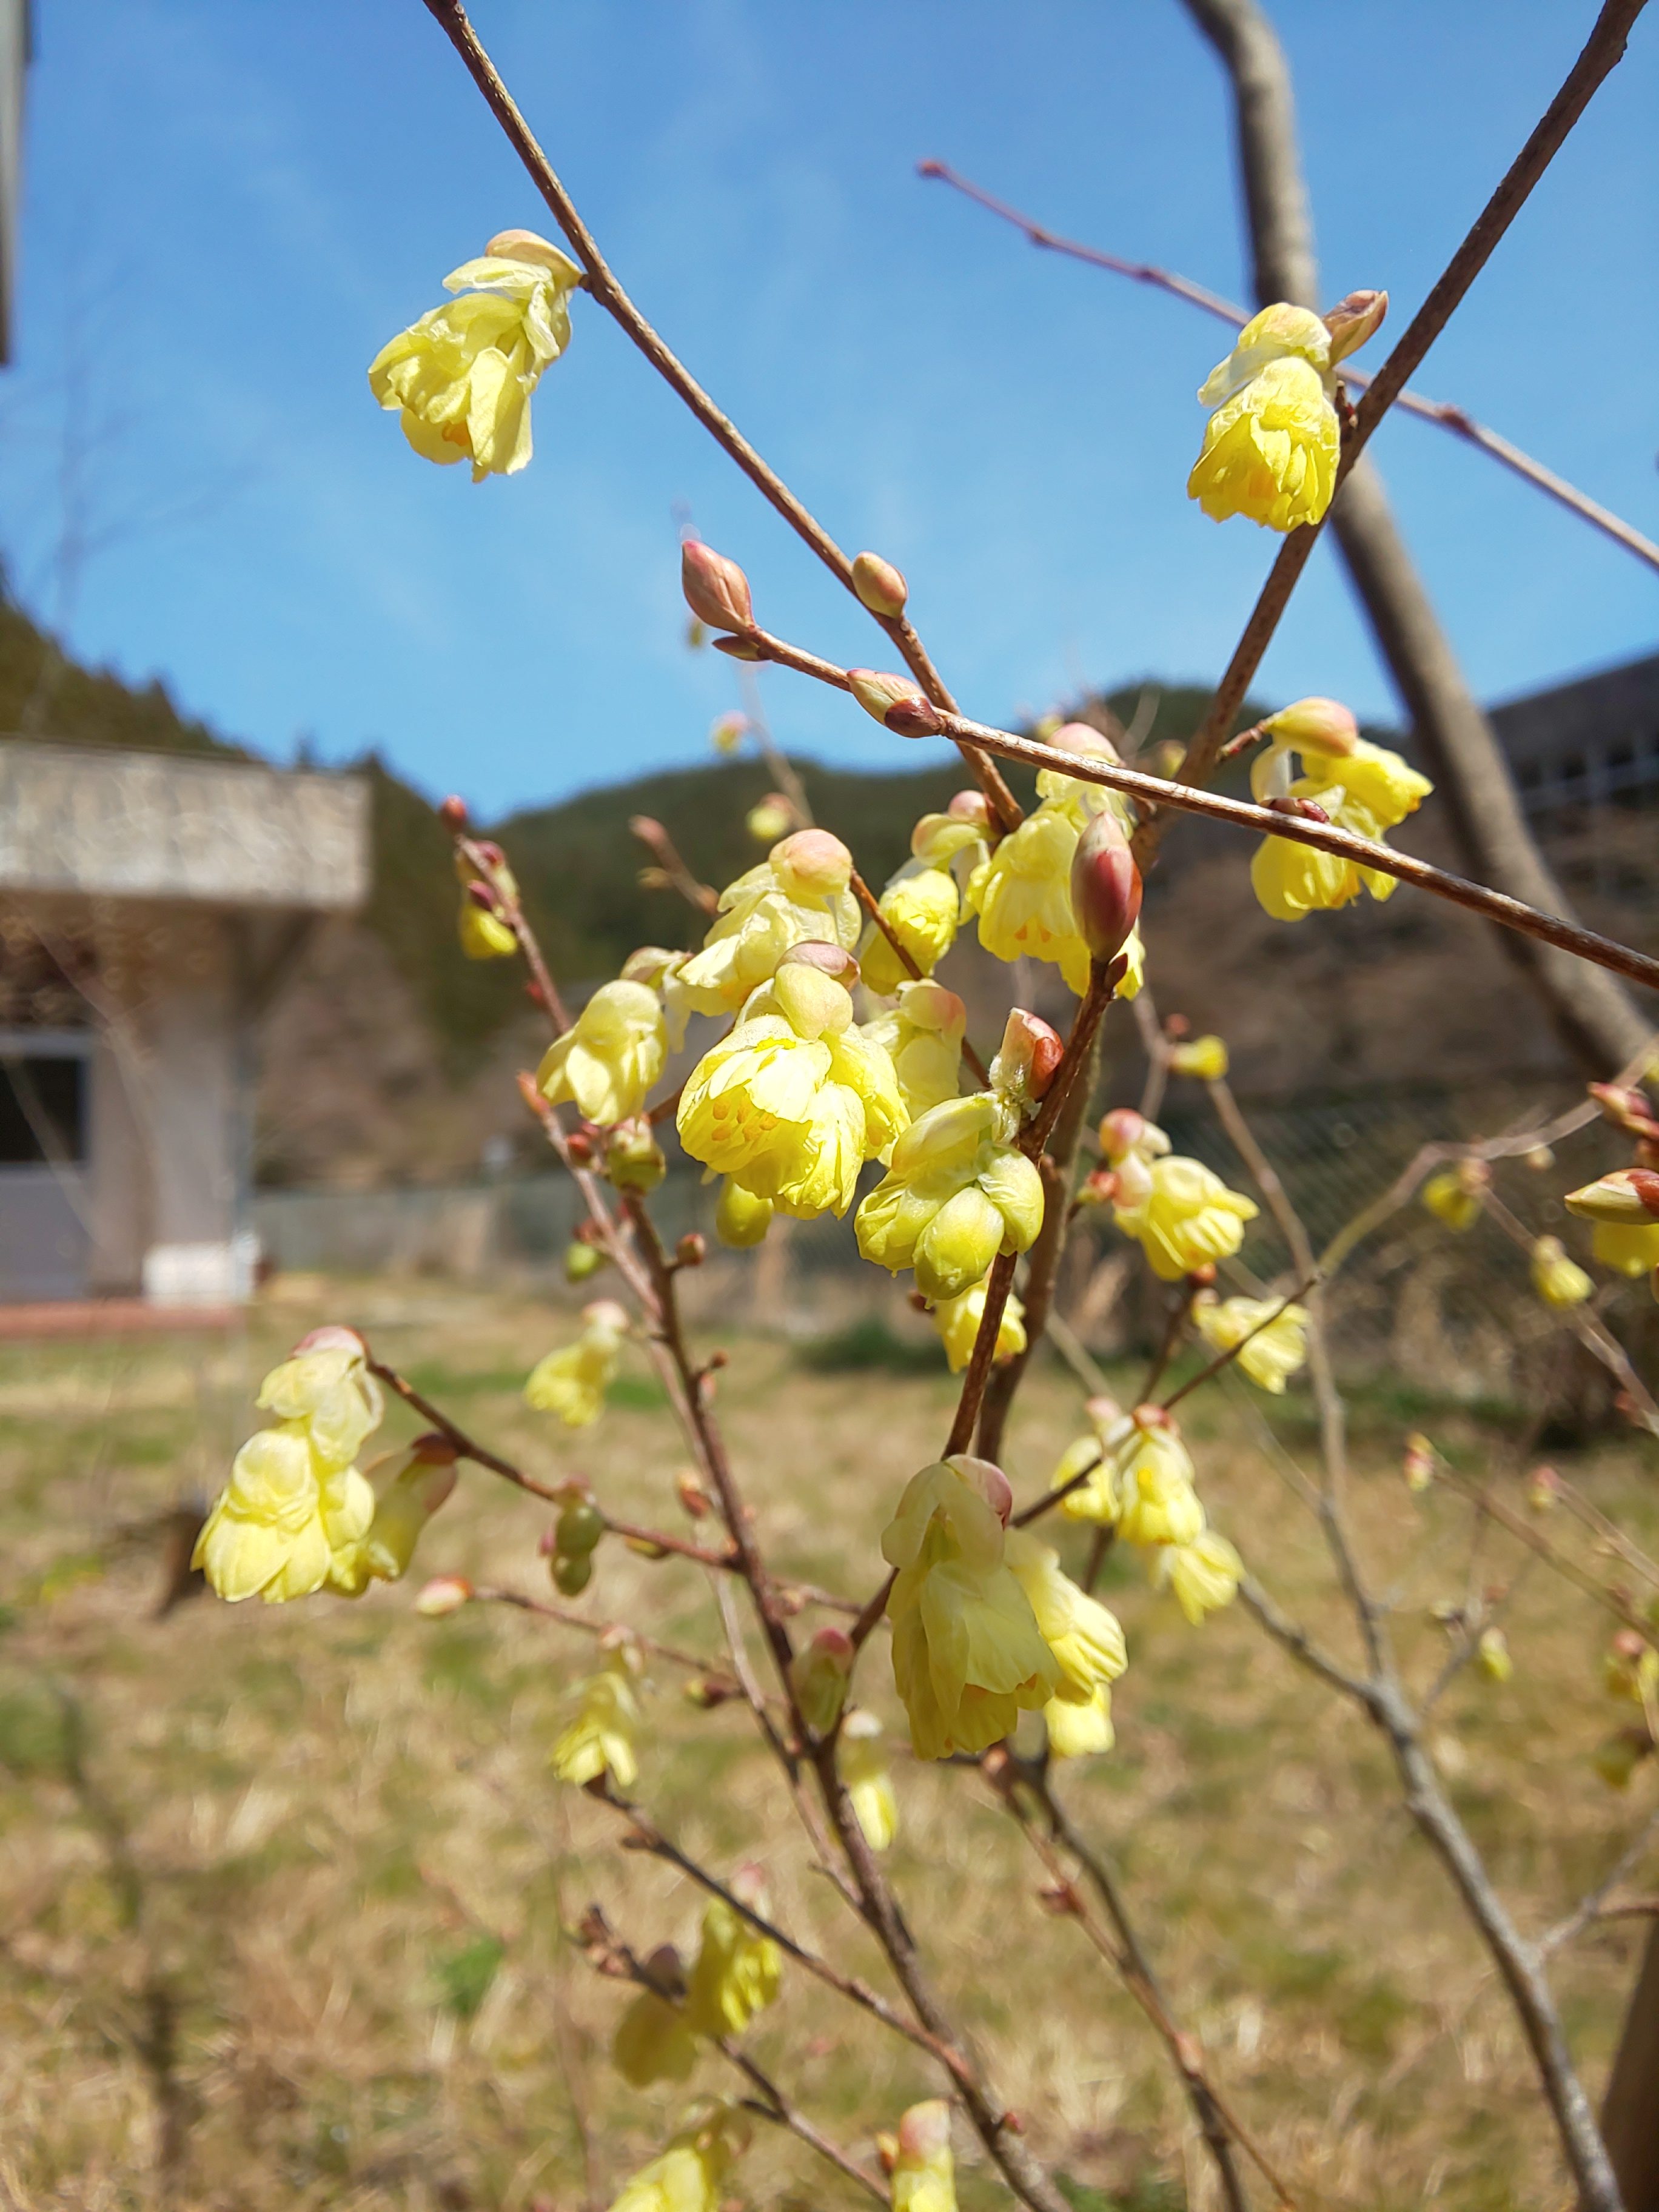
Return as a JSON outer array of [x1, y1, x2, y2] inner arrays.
[[526, 1299, 632, 1429], [1098, 1110, 1259, 1281], [1050, 1401, 1242, 1629], [1248, 696, 1432, 922]]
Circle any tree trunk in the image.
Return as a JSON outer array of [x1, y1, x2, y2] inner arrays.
[[1603, 1922, 1659, 2212]]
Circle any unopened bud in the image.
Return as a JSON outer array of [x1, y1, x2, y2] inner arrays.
[[565, 1241, 604, 1282], [438, 794, 469, 830], [948, 1451, 1014, 1526], [1566, 1168, 1659, 1224], [1323, 289, 1389, 365], [682, 1674, 742, 1710], [1037, 1880, 1081, 1916], [565, 1129, 595, 1165], [1524, 1144, 1555, 1172], [680, 540, 755, 633], [789, 1624, 855, 1735], [606, 1116, 666, 1194], [708, 711, 748, 756], [414, 1575, 473, 1618], [1403, 1432, 1436, 1493], [1185, 1261, 1218, 1288], [746, 798, 794, 843], [675, 1467, 711, 1520], [846, 668, 942, 738], [1098, 1108, 1147, 1165], [675, 1232, 706, 1269], [1070, 807, 1143, 964], [778, 938, 861, 986], [771, 827, 854, 898], [897, 2101, 953, 2165], [1078, 1166, 1118, 1207], [1264, 794, 1332, 823], [1262, 697, 1359, 757], [1047, 720, 1122, 765], [1168, 1034, 1228, 1082], [851, 549, 909, 617], [1527, 1464, 1560, 1512], [711, 632, 765, 660], [993, 1007, 1065, 1109], [947, 788, 991, 826], [464, 878, 499, 912]]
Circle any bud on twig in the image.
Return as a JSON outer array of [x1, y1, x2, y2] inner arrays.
[[438, 794, 469, 830], [711, 632, 765, 660], [993, 1008, 1065, 1108], [675, 1467, 711, 1520], [1070, 808, 1143, 964], [675, 1232, 706, 1269], [680, 540, 755, 632], [851, 550, 909, 617], [846, 668, 943, 739], [779, 939, 861, 985], [1323, 288, 1389, 364]]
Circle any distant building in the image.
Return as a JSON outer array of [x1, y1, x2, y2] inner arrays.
[[1491, 650, 1659, 816], [0, 742, 368, 1302]]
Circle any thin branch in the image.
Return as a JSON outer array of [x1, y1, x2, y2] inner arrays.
[[471, 1584, 726, 1677], [1544, 1808, 1659, 1955], [849, 866, 991, 1086]]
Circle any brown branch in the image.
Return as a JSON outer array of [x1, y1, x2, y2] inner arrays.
[[471, 1584, 726, 1677], [850, 867, 991, 1087]]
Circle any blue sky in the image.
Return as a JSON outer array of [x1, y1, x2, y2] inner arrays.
[[1, 1, 1654, 817]]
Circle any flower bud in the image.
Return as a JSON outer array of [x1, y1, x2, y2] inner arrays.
[[992, 1008, 1065, 1108], [438, 794, 469, 830], [557, 1501, 605, 1558], [683, 1674, 742, 1710], [715, 1179, 773, 1249], [789, 1625, 855, 1735], [1168, 1034, 1229, 1082], [1047, 720, 1122, 765], [771, 827, 854, 899], [896, 2101, 952, 2167], [778, 937, 861, 986], [948, 1452, 1013, 1527], [680, 539, 755, 632], [1070, 807, 1143, 964], [675, 1467, 711, 1519], [846, 668, 942, 738], [851, 550, 908, 617], [1078, 1166, 1118, 1207], [772, 959, 855, 1037], [606, 1116, 666, 1193], [1566, 1168, 1659, 1224], [1476, 1626, 1512, 1683], [947, 788, 991, 826], [1403, 1432, 1435, 1492], [414, 1575, 473, 1618], [1262, 697, 1359, 757], [1531, 1234, 1592, 1311], [484, 226, 578, 272], [709, 711, 748, 756], [746, 798, 794, 843], [552, 1551, 593, 1596], [1322, 288, 1389, 364], [565, 1241, 604, 1282], [1098, 1108, 1147, 1165], [675, 1232, 707, 1269], [1527, 1464, 1560, 1513]]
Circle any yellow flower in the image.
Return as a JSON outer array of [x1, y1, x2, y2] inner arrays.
[[1422, 1166, 1486, 1233], [537, 980, 666, 1126], [551, 1643, 643, 1789], [838, 1709, 899, 1851], [861, 868, 962, 996], [1045, 1685, 1115, 1759], [714, 1178, 773, 1248], [1566, 1171, 1659, 1276], [459, 900, 519, 959], [860, 979, 967, 1122], [882, 1456, 1058, 1760], [1005, 1529, 1128, 1705], [669, 830, 860, 1020], [255, 1330, 384, 1468], [1114, 1420, 1205, 1549], [1188, 305, 1340, 532], [891, 2100, 956, 2212], [1592, 1222, 1659, 1278], [1192, 1292, 1308, 1392], [745, 799, 793, 843], [1168, 1034, 1229, 1082], [525, 1299, 630, 1428], [1252, 702, 1432, 835], [1531, 1235, 1592, 1311], [1156, 1529, 1243, 1624], [684, 1877, 782, 2039], [1477, 1626, 1513, 1683], [369, 231, 582, 481], [857, 1093, 1044, 1301], [1249, 782, 1407, 922], [1114, 1155, 1258, 1281], [1049, 1396, 1129, 1526], [606, 2104, 749, 2212], [329, 1445, 458, 1597], [930, 1275, 1027, 1374], [967, 798, 1139, 999], [194, 1427, 375, 1604], [613, 1986, 697, 2089], [789, 1626, 854, 1736], [677, 960, 907, 1219]]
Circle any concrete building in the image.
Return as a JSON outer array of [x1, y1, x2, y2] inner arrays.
[[0, 742, 368, 1303], [1492, 649, 1659, 816]]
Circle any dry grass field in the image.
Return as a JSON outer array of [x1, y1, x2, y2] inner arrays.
[[0, 1275, 1654, 2211]]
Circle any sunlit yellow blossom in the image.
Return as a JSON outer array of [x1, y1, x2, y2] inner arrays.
[[1005, 1529, 1128, 1704], [684, 1880, 782, 2039], [861, 979, 967, 1122], [329, 1447, 458, 1598], [882, 1456, 1058, 1760], [459, 901, 518, 959], [1050, 1395, 1130, 1526], [839, 1709, 899, 1851], [930, 1275, 1027, 1374], [1193, 1291, 1308, 1392], [1531, 1235, 1592, 1311], [606, 2104, 749, 2212], [1252, 704, 1432, 836], [891, 2100, 956, 2212], [670, 830, 860, 1021], [1592, 1221, 1659, 1277], [714, 1178, 773, 1248], [1114, 1155, 1258, 1281], [857, 1093, 1044, 1302], [1564, 1171, 1659, 1276], [1188, 305, 1340, 532], [1477, 1626, 1513, 1683], [1114, 1421, 1205, 1550], [1157, 1529, 1243, 1624], [369, 232, 582, 481], [525, 1299, 630, 1428], [965, 756, 1145, 999], [1423, 1167, 1486, 1234], [256, 1332, 384, 1469], [1168, 1034, 1229, 1082], [1250, 782, 1407, 922], [1045, 1685, 1115, 1759], [537, 980, 666, 1126], [195, 1426, 375, 1604], [551, 1643, 642, 1789], [614, 1984, 697, 2088], [862, 868, 963, 996], [677, 961, 906, 1219]]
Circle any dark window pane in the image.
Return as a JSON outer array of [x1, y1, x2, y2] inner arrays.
[[0, 1057, 87, 1166]]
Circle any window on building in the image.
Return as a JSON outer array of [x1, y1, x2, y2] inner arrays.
[[0, 1055, 88, 1167]]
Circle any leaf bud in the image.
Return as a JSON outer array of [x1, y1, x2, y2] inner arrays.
[[680, 539, 755, 633], [675, 1232, 707, 1269], [711, 632, 765, 660], [438, 794, 469, 830], [846, 668, 943, 738], [675, 1467, 712, 1520], [1070, 807, 1144, 964], [1323, 289, 1389, 364], [851, 549, 909, 617]]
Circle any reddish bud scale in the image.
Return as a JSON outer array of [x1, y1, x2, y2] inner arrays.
[[680, 540, 755, 632], [1069, 809, 1143, 963], [1629, 1168, 1659, 1219], [851, 549, 909, 618], [438, 795, 469, 830], [464, 879, 499, 911]]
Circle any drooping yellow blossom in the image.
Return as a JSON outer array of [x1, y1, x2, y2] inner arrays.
[[684, 1876, 782, 2039], [1477, 1626, 1513, 1683], [537, 980, 666, 1126], [890, 2100, 956, 2212], [1249, 783, 1408, 923], [1193, 1291, 1309, 1392], [857, 1093, 1044, 1302], [328, 1444, 458, 1598], [1531, 1235, 1593, 1311], [614, 1977, 697, 2089], [862, 868, 964, 996], [882, 1456, 1058, 1760], [551, 1643, 643, 1789], [1188, 305, 1340, 532], [669, 830, 861, 1021], [1565, 1169, 1659, 1276], [1168, 1034, 1229, 1082], [714, 1177, 774, 1248], [194, 1330, 384, 1603], [1156, 1529, 1244, 1624], [606, 2104, 749, 2212], [965, 740, 1145, 998], [1114, 1419, 1205, 1550], [1423, 1165, 1487, 1233], [525, 1298, 630, 1428], [677, 959, 907, 1219], [459, 901, 518, 959], [1593, 1221, 1659, 1278], [861, 980, 968, 1122], [1005, 1529, 1128, 1706], [1252, 697, 1432, 834], [369, 231, 582, 481], [1050, 1396, 1131, 1525], [1114, 1154, 1258, 1281], [839, 1709, 899, 1851], [1045, 1684, 1116, 1759], [746, 798, 793, 843], [930, 1273, 1028, 1375]]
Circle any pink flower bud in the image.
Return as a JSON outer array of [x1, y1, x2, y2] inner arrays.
[[1262, 697, 1358, 757], [414, 1575, 473, 1618], [1323, 288, 1389, 364], [675, 1232, 706, 1269], [771, 827, 854, 896], [1070, 808, 1143, 964], [948, 1452, 1013, 1526], [996, 1008, 1065, 1102], [851, 550, 909, 617], [680, 539, 755, 633], [291, 1324, 366, 1358], [1047, 720, 1122, 765], [846, 668, 943, 738], [438, 794, 469, 830], [1098, 1108, 1146, 1165], [947, 788, 991, 825], [779, 938, 861, 985]]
